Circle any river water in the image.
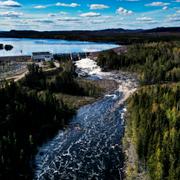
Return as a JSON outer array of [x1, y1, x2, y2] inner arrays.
[[35, 58, 137, 180]]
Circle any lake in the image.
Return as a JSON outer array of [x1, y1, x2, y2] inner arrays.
[[0, 38, 119, 57]]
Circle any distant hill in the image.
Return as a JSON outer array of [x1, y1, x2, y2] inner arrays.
[[0, 27, 179, 44], [142, 27, 180, 33], [1, 27, 179, 34]]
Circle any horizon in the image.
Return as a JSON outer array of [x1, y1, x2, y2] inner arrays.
[[1, 26, 180, 32], [0, 0, 179, 31]]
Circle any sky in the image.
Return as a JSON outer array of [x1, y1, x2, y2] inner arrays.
[[0, 0, 179, 31]]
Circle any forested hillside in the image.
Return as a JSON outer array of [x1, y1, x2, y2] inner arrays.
[[0, 28, 180, 44], [97, 42, 180, 84], [127, 84, 180, 179], [97, 42, 180, 179], [0, 61, 102, 179], [0, 82, 75, 179]]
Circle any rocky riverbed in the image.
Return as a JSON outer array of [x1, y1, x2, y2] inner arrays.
[[35, 58, 138, 180]]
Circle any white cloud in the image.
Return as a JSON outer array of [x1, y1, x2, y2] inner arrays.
[[136, 17, 153, 21], [90, 4, 109, 10], [0, 0, 21, 7], [168, 17, 180, 22], [90, 20, 106, 24], [34, 20, 54, 24], [137, 17, 158, 24], [80, 12, 101, 17], [125, 0, 139, 1], [162, 6, 168, 10], [138, 21, 157, 24], [116, 0, 139, 1], [145, 2, 170, 7], [116, 7, 133, 15], [0, 11, 22, 17], [57, 17, 80, 22], [34, 5, 46, 9], [167, 12, 180, 22], [59, 11, 68, 15], [175, 0, 180, 2], [48, 13, 56, 17], [47, 11, 68, 17], [56, 2, 80, 7]]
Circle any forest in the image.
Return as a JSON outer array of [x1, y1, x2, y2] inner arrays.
[[22, 61, 101, 97], [0, 82, 75, 179], [127, 84, 180, 179], [97, 42, 180, 179], [97, 42, 180, 84], [0, 60, 101, 179], [0, 27, 180, 45]]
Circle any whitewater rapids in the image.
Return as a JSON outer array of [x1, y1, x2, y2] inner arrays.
[[35, 58, 137, 180]]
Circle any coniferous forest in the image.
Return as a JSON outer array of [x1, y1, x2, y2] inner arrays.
[[97, 42, 180, 179], [0, 82, 74, 179], [0, 61, 101, 179], [0, 41, 179, 180], [0, 0, 180, 178], [97, 42, 180, 84], [127, 84, 180, 179]]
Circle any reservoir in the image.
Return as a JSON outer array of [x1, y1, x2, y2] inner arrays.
[[0, 38, 118, 57]]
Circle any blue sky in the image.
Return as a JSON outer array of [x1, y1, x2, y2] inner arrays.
[[0, 0, 179, 30]]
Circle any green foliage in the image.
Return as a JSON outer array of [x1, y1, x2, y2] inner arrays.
[[97, 42, 180, 84], [54, 54, 72, 62], [48, 61, 55, 68], [127, 84, 180, 180], [100, 42, 180, 179], [0, 60, 101, 179], [48, 61, 85, 95], [0, 82, 75, 179], [23, 64, 46, 90], [49, 70, 84, 95], [23, 62, 100, 97]]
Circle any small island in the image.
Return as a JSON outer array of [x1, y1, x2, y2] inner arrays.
[[0, 43, 13, 51]]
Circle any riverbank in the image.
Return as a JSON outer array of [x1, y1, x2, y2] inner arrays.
[[0, 55, 31, 62], [0, 52, 138, 179], [123, 112, 150, 180], [95, 42, 180, 180], [55, 78, 118, 109], [1, 59, 120, 179], [35, 58, 138, 179], [89, 46, 127, 60]]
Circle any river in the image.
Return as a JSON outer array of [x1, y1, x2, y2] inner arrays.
[[35, 58, 137, 180]]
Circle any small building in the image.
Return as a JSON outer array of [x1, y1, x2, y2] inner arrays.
[[32, 52, 53, 62]]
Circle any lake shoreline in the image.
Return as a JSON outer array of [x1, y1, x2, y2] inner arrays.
[[0, 37, 118, 57], [0, 46, 124, 60], [0, 27, 179, 45]]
